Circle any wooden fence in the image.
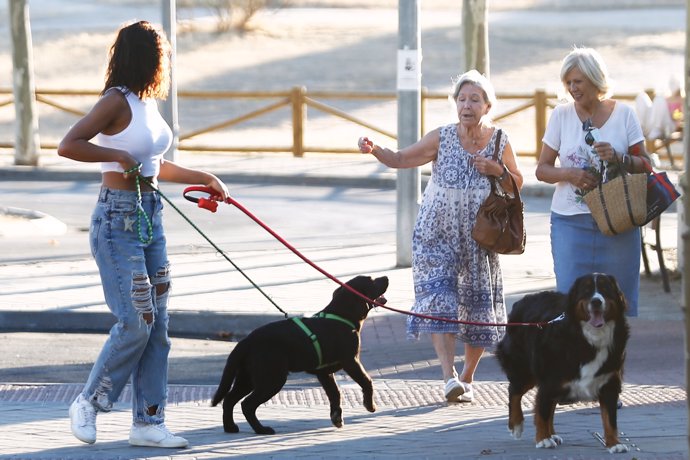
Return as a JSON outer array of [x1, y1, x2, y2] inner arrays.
[[0, 87, 673, 160]]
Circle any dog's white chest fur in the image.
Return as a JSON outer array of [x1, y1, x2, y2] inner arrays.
[[565, 321, 615, 401]]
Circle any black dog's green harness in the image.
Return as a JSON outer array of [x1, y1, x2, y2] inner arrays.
[[290, 313, 357, 370]]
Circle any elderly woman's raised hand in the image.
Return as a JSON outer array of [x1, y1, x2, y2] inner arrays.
[[358, 136, 374, 154]]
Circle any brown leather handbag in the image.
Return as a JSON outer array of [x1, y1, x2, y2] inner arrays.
[[471, 130, 526, 255]]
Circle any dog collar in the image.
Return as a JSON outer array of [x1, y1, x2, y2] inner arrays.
[[312, 312, 357, 330]]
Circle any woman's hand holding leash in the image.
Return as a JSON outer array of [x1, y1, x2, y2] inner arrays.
[[206, 176, 229, 202], [183, 186, 226, 213]]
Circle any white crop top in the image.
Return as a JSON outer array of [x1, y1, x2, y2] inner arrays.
[[97, 87, 173, 177]]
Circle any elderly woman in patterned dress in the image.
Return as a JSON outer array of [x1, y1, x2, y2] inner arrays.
[[357, 70, 523, 403]]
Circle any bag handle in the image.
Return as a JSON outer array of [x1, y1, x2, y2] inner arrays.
[[487, 129, 522, 204]]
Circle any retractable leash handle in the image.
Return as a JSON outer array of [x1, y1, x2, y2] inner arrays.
[[183, 185, 223, 212]]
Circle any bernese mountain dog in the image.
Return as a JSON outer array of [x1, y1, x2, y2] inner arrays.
[[496, 273, 630, 454]]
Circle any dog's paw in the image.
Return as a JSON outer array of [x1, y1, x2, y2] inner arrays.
[[223, 423, 239, 433], [607, 443, 629, 454], [508, 422, 523, 439], [363, 394, 376, 412], [536, 437, 558, 449], [550, 434, 563, 445], [331, 408, 343, 428], [254, 426, 276, 435]]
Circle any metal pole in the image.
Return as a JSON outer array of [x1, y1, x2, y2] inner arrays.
[[396, 0, 422, 267], [161, 0, 178, 161]]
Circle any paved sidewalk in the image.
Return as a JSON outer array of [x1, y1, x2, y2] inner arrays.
[[0, 302, 686, 460], [0, 151, 686, 459]]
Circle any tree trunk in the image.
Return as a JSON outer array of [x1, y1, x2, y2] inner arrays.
[[9, 0, 40, 166], [462, 0, 489, 76]]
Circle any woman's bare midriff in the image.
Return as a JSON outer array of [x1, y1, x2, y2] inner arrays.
[[102, 171, 157, 191]]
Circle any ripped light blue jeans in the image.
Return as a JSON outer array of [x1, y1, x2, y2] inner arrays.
[[82, 187, 171, 425]]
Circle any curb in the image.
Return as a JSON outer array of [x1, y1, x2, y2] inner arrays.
[[0, 166, 557, 196], [0, 292, 535, 339], [0, 206, 68, 237], [0, 310, 286, 340]]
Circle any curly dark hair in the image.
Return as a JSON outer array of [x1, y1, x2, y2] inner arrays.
[[102, 21, 170, 100]]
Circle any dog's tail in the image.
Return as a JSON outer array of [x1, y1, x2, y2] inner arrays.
[[211, 341, 245, 406]]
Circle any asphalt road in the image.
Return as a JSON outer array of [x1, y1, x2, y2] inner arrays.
[[0, 178, 554, 386], [0, 178, 681, 390]]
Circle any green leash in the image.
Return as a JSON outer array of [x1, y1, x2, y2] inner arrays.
[[124, 163, 153, 245]]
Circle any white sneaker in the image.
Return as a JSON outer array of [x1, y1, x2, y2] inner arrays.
[[69, 394, 97, 444], [459, 383, 474, 402], [129, 423, 188, 448], [444, 378, 465, 402]]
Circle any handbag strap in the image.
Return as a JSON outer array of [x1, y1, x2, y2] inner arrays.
[[487, 129, 522, 204], [488, 129, 502, 194], [490, 128, 502, 163], [639, 156, 656, 175]]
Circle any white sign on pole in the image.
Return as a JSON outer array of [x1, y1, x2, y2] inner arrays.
[[396, 48, 421, 91]]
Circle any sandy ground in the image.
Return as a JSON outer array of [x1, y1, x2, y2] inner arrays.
[[0, 0, 685, 156]]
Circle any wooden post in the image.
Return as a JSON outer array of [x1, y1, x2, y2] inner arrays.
[[291, 86, 305, 157], [534, 89, 547, 159]]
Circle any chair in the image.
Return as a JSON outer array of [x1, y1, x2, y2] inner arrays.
[[635, 91, 682, 169], [640, 215, 670, 292]]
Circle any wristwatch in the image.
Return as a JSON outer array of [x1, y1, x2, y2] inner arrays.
[[497, 167, 509, 182]]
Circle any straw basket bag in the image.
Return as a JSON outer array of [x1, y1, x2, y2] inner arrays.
[[583, 168, 647, 236]]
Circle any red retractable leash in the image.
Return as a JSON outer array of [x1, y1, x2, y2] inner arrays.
[[182, 186, 559, 328]]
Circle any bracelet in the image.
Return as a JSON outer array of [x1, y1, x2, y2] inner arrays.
[[497, 167, 509, 182]]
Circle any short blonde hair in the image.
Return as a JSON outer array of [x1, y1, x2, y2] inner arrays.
[[451, 70, 497, 109], [560, 46, 611, 99]]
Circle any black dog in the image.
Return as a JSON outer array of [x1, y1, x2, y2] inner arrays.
[[496, 273, 630, 453], [211, 275, 389, 435]]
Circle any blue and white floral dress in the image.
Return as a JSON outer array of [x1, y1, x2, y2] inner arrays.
[[406, 123, 507, 348]]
